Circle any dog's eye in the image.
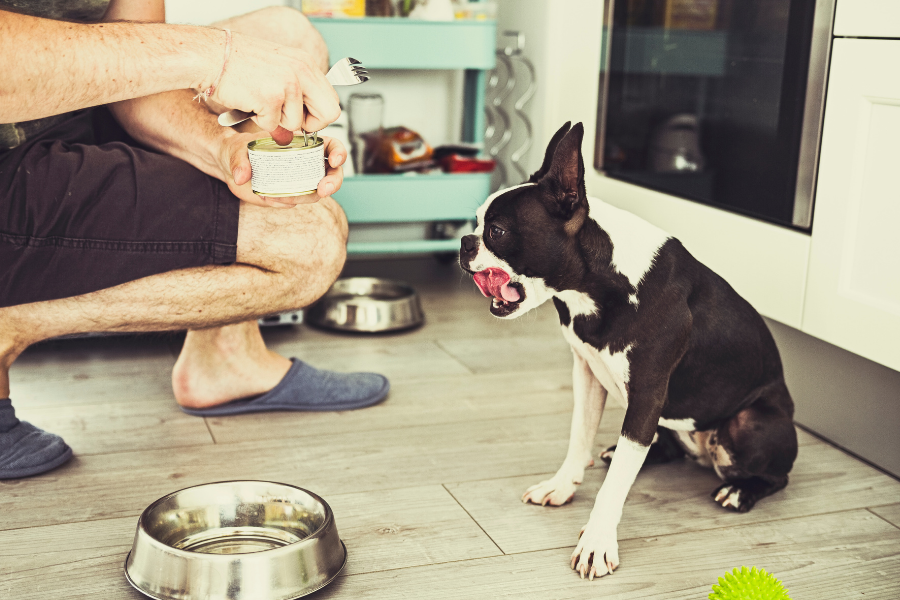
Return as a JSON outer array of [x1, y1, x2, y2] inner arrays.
[[489, 225, 506, 240]]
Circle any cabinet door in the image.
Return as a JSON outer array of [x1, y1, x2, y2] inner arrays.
[[803, 39, 900, 372], [834, 0, 900, 39]]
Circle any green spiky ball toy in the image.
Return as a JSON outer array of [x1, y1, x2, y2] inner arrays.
[[709, 566, 792, 600]]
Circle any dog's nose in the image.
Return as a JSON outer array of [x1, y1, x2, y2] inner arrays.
[[460, 234, 477, 256]]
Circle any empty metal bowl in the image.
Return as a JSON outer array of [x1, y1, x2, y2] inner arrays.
[[125, 481, 346, 600], [306, 277, 424, 332]]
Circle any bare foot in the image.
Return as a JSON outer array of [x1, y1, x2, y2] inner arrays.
[[172, 321, 292, 409]]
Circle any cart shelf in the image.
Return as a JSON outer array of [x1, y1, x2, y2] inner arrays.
[[310, 17, 496, 70], [311, 17, 497, 255], [337, 172, 491, 223]]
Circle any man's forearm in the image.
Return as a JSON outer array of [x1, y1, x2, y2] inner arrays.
[[110, 91, 233, 181], [0, 10, 222, 123]]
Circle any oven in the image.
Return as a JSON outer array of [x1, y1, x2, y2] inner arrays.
[[594, 0, 835, 230]]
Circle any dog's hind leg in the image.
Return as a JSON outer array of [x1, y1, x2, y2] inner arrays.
[[710, 383, 798, 513], [523, 352, 606, 506], [599, 426, 685, 466]]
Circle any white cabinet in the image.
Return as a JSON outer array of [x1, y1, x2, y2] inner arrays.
[[834, 0, 900, 38], [803, 38, 900, 372]]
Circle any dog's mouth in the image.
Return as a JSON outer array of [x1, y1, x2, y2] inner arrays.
[[473, 267, 525, 317]]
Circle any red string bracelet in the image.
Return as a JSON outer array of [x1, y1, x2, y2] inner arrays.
[[194, 28, 232, 102]]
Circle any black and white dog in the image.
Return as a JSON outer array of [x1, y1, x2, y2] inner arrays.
[[459, 123, 797, 580]]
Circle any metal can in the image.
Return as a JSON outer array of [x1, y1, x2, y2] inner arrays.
[[247, 136, 325, 197]]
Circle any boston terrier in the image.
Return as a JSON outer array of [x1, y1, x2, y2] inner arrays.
[[459, 123, 797, 580]]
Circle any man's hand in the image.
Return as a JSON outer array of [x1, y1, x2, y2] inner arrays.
[[210, 33, 341, 138], [220, 132, 347, 208]]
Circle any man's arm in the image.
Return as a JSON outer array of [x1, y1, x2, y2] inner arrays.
[[110, 87, 346, 207], [105, 0, 344, 207], [0, 11, 220, 122], [0, 7, 339, 133]]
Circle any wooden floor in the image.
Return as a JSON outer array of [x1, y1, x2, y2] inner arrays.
[[2, 258, 899, 599]]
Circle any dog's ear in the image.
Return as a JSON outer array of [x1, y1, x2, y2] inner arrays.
[[527, 122, 571, 183], [541, 123, 587, 229]]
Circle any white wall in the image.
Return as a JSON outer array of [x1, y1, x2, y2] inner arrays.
[[492, 0, 550, 179]]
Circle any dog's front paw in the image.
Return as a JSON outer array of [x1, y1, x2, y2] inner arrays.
[[712, 482, 760, 513], [570, 520, 619, 580], [522, 474, 580, 506]]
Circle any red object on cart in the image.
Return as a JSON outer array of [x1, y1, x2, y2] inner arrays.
[[440, 154, 496, 173]]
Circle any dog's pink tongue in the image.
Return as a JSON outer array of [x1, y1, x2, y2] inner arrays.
[[473, 268, 520, 302]]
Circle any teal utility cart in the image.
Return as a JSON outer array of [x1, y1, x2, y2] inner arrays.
[[310, 17, 497, 255]]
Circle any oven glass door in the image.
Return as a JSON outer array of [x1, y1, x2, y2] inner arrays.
[[595, 0, 831, 230]]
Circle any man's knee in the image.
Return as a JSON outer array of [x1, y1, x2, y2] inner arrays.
[[306, 198, 348, 292], [235, 6, 329, 71], [236, 200, 346, 308], [295, 214, 346, 307], [321, 195, 349, 244]]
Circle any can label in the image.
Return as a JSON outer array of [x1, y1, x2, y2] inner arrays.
[[248, 136, 325, 197]]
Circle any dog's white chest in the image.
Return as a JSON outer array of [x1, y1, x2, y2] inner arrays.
[[561, 325, 631, 408]]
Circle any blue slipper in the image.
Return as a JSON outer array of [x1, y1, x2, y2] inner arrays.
[[0, 399, 74, 480], [180, 359, 390, 417]]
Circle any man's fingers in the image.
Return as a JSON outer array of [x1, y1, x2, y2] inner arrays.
[[321, 136, 347, 168], [230, 147, 251, 186], [233, 164, 250, 186], [303, 111, 339, 134], [301, 74, 341, 132], [329, 150, 346, 168], [317, 137, 345, 198], [317, 179, 336, 198], [317, 168, 342, 198], [251, 108, 282, 137], [270, 126, 294, 146], [279, 82, 305, 133]]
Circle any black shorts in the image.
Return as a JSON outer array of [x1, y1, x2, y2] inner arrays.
[[0, 108, 241, 308]]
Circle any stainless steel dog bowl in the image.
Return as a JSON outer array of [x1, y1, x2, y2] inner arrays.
[[125, 481, 346, 600], [306, 277, 424, 332]]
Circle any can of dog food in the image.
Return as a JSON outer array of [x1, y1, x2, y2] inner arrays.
[[248, 135, 325, 197]]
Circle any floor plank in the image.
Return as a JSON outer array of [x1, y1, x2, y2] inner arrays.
[[4, 511, 896, 600], [310, 510, 900, 600], [0, 517, 135, 579], [10, 336, 177, 409], [329, 485, 502, 575], [0, 413, 625, 531], [870, 503, 900, 529], [445, 443, 900, 554], [205, 368, 577, 444], [4, 257, 895, 600], [438, 334, 576, 375], [0, 405, 825, 532], [263, 337, 473, 382], [0, 485, 501, 599], [17, 401, 214, 456]]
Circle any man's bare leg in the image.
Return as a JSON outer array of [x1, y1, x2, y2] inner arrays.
[[173, 323, 293, 410], [0, 7, 366, 479], [171, 7, 336, 408], [168, 6, 335, 409], [0, 196, 352, 479], [0, 7, 347, 407], [0, 197, 347, 399]]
